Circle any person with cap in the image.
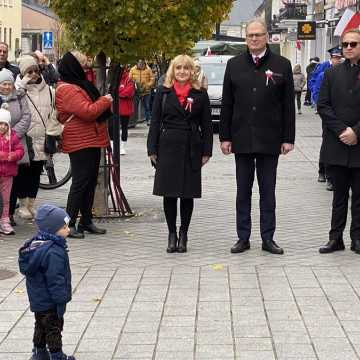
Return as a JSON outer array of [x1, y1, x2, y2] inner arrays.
[[317, 28, 360, 254], [0, 68, 31, 226], [0, 104, 24, 235], [18, 204, 75, 360], [308, 46, 343, 191], [12, 55, 54, 220], [304, 57, 320, 106], [0, 42, 20, 80]]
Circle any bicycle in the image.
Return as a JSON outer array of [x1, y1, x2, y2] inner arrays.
[[39, 151, 72, 190]]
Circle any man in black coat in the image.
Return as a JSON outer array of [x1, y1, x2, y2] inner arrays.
[[317, 29, 360, 254], [219, 19, 295, 255], [0, 42, 20, 79]]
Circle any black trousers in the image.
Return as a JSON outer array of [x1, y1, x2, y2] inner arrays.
[[33, 309, 64, 353], [319, 129, 331, 181], [121, 116, 129, 142], [328, 166, 360, 242], [163, 197, 194, 233], [67, 147, 101, 227], [9, 161, 44, 216], [295, 91, 302, 111], [305, 86, 311, 103], [235, 154, 279, 242]]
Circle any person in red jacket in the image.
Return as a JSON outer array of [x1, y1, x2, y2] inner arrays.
[[0, 104, 24, 235], [118, 66, 135, 155], [56, 51, 113, 239]]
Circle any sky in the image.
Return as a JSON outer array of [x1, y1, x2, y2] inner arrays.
[[222, 0, 264, 25]]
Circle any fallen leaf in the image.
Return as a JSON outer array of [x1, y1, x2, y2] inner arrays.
[[211, 264, 224, 271]]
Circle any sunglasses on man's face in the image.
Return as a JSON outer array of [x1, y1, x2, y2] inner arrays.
[[342, 42, 359, 49]]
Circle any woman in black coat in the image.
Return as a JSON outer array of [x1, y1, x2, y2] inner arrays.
[[147, 55, 213, 253]]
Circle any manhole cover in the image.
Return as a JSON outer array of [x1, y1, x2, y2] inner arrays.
[[0, 269, 17, 280]]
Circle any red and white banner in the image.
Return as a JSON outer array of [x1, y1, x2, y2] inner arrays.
[[334, 8, 360, 36]]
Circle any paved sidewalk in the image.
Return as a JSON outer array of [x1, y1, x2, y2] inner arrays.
[[1, 107, 360, 359]]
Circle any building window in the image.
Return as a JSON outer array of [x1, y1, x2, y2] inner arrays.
[[3, 0, 7, 6], [0, 28, 2, 42], [4, 28, 7, 43], [9, 28, 12, 49], [9, 0, 12, 6]]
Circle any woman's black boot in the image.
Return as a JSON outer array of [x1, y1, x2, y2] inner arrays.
[[167, 232, 178, 253], [178, 230, 188, 253]]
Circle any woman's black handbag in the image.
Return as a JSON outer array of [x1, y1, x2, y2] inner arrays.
[[44, 135, 58, 154]]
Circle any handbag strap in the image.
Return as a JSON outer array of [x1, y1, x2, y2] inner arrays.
[[26, 93, 47, 130]]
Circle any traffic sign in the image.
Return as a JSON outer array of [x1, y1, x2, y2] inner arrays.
[[43, 31, 53, 49]]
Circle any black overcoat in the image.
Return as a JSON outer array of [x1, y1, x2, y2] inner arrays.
[[219, 47, 296, 154], [317, 60, 360, 168], [147, 85, 213, 198]]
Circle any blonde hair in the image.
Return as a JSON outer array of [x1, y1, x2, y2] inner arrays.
[[342, 28, 360, 41], [71, 50, 88, 67], [163, 55, 201, 90]]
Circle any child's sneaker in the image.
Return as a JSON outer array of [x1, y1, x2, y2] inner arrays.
[[31, 347, 50, 360], [0, 219, 15, 235], [50, 352, 75, 360]]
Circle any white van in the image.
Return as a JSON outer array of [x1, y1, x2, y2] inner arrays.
[[198, 55, 233, 126]]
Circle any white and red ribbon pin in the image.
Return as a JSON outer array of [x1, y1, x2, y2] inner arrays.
[[265, 69, 275, 86], [185, 97, 194, 112]]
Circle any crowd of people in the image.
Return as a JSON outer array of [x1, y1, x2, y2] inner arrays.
[[0, 18, 359, 360]]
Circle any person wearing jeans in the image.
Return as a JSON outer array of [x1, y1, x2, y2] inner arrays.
[[56, 51, 113, 239], [129, 59, 155, 126]]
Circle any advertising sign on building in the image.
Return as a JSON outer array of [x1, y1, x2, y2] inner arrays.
[[297, 21, 317, 40]]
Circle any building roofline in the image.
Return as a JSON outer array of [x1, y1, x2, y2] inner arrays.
[[22, 2, 58, 20]]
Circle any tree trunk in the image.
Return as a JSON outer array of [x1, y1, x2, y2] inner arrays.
[[93, 52, 109, 217]]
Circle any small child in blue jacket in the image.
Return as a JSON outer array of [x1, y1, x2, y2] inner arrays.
[[19, 204, 75, 360]]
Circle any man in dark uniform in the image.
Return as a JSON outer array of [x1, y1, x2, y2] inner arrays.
[[0, 42, 20, 79], [318, 29, 360, 254], [220, 19, 295, 255]]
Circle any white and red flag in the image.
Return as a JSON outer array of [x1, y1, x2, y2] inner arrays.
[[334, 8, 360, 37], [205, 46, 212, 56]]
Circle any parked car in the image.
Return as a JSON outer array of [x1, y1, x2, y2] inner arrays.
[[198, 55, 233, 128]]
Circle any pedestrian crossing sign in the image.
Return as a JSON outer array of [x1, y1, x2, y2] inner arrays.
[[43, 32, 53, 49]]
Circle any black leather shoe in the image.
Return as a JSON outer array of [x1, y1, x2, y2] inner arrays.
[[231, 240, 250, 253], [167, 233, 178, 253], [318, 174, 326, 183], [319, 239, 345, 253], [68, 226, 85, 239], [326, 180, 334, 191], [262, 240, 284, 255], [77, 223, 106, 235], [351, 239, 360, 254], [178, 230, 188, 253]]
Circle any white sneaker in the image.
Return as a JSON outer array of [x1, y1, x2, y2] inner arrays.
[[120, 141, 127, 155]]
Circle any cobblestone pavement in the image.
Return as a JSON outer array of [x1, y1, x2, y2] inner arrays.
[[1, 107, 360, 359]]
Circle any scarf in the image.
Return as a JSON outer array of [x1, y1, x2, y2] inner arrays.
[[58, 52, 112, 123], [173, 80, 191, 106]]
